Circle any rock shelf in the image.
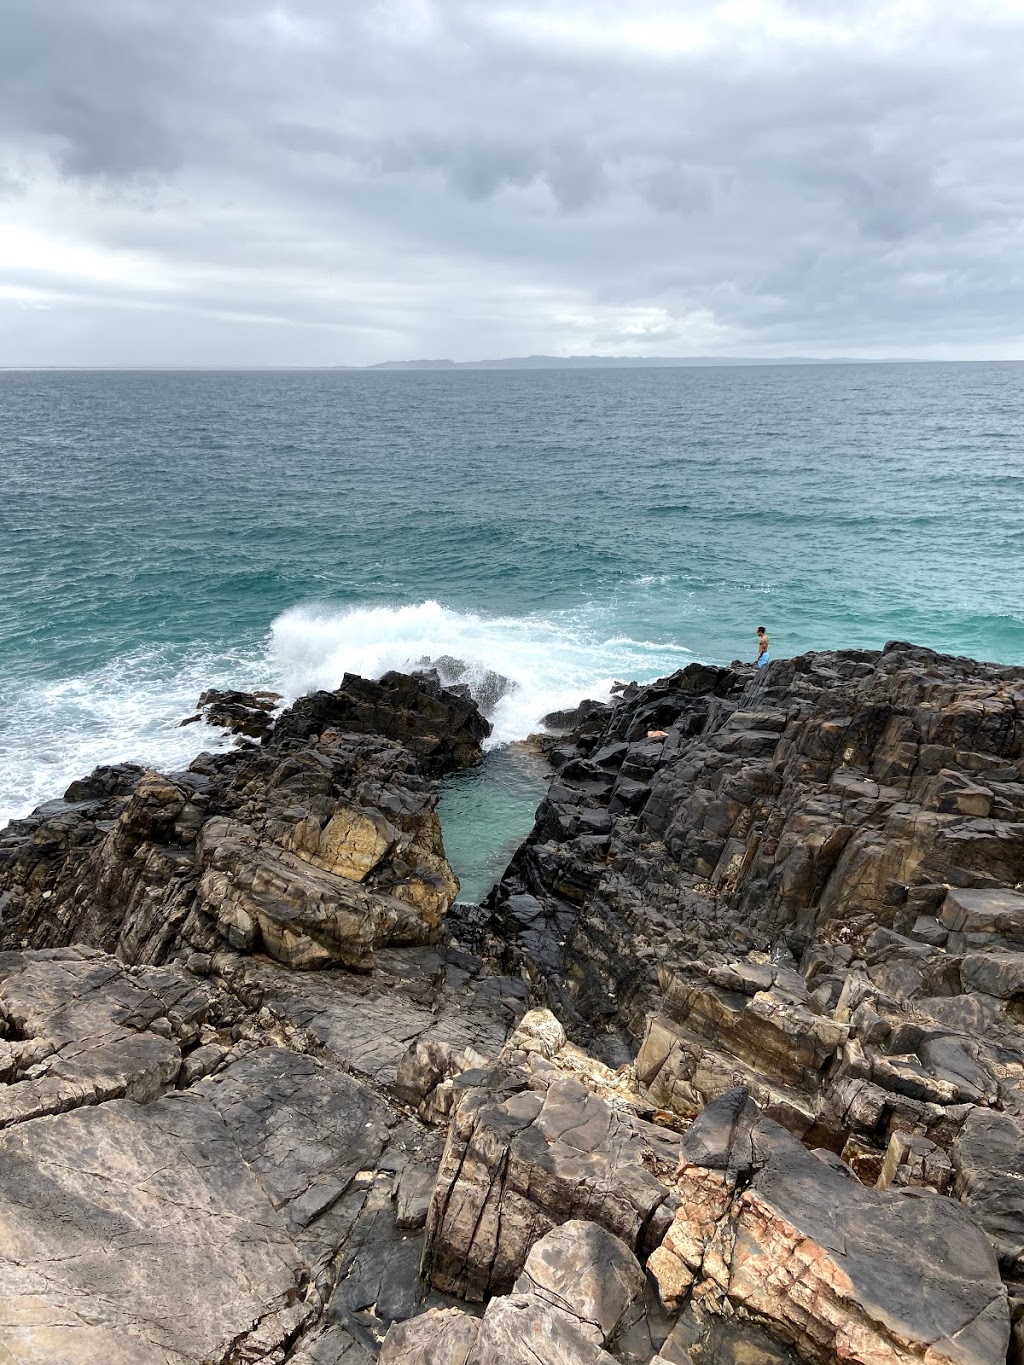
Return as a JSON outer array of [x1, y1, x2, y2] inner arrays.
[[0, 645, 1022, 1364]]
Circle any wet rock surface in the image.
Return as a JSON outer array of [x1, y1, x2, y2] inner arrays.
[[1, 648, 1023, 1362], [181, 686, 284, 740]]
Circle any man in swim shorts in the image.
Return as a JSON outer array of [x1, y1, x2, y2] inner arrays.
[[756, 626, 770, 668]]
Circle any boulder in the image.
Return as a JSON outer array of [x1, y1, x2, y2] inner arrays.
[[383, 1220, 643, 1364], [512, 1219, 646, 1343], [423, 1070, 681, 1300]]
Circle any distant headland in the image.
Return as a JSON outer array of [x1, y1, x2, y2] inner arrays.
[[350, 354, 910, 370]]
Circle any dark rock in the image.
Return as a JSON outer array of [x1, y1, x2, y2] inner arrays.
[[272, 671, 490, 774], [412, 656, 514, 717], [185, 687, 283, 740]]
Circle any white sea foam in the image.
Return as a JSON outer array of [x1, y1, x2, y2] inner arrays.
[[267, 600, 692, 747], [0, 646, 258, 829], [1, 600, 695, 828]]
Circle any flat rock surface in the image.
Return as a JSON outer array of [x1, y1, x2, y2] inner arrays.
[[0, 1089, 305, 1364]]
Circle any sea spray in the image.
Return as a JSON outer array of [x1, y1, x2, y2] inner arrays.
[[0, 599, 693, 828], [0, 644, 255, 829], [266, 600, 693, 746]]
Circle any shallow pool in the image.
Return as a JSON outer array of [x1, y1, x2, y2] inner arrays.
[[437, 746, 550, 905]]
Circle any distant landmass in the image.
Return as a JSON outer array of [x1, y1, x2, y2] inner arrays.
[[355, 354, 907, 370]]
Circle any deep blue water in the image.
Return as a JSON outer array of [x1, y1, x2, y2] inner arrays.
[[2, 364, 1022, 897]]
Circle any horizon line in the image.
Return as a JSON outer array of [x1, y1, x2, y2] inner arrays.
[[5, 354, 1024, 372]]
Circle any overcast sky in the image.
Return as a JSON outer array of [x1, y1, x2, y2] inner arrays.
[[2, 0, 1023, 365]]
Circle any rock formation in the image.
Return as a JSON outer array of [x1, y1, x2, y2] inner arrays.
[[180, 686, 284, 740], [0, 645, 1023, 1363]]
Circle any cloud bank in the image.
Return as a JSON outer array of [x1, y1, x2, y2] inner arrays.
[[2, 0, 1023, 364]]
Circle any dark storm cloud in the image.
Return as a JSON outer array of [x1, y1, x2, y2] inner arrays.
[[1, 1, 1023, 362]]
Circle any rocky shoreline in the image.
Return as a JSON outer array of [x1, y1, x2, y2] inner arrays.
[[0, 645, 1022, 1364]]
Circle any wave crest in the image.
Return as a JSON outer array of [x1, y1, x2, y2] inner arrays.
[[268, 600, 691, 747]]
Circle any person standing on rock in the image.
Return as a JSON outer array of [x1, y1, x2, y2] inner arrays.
[[756, 626, 771, 668]]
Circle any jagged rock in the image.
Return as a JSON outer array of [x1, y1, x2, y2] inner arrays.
[[0, 672, 479, 972], [412, 656, 514, 717], [197, 814, 438, 970], [877, 1128, 954, 1193], [0, 946, 210, 1129], [394, 1036, 495, 1123], [271, 670, 490, 773], [183, 686, 282, 739], [474, 643, 1024, 1299], [4, 647, 1024, 1365], [422, 1069, 681, 1300], [383, 1220, 643, 1364], [649, 1089, 1009, 1365]]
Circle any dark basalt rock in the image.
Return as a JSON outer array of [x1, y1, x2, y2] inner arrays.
[[412, 655, 515, 718], [271, 669, 491, 773], [182, 686, 283, 739]]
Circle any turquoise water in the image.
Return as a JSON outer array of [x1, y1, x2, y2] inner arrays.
[[2, 364, 1022, 891]]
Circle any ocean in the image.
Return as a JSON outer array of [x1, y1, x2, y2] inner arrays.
[[2, 363, 1022, 900]]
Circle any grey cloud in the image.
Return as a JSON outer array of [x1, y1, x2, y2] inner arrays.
[[1, 1, 1024, 362], [645, 166, 713, 216]]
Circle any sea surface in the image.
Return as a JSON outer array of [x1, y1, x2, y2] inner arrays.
[[2, 364, 1022, 901]]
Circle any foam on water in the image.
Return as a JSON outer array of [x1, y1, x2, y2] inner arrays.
[[267, 600, 693, 747], [0, 599, 693, 828], [0, 646, 258, 828]]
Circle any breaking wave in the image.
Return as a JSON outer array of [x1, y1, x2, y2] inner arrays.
[[0, 599, 693, 829], [267, 600, 692, 747]]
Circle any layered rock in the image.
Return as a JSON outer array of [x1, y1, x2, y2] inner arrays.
[[649, 1088, 1008, 1365], [3, 647, 1024, 1364], [0, 670, 485, 971], [422, 1066, 681, 1301], [382, 1220, 647, 1363], [480, 646, 1024, 1157]]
